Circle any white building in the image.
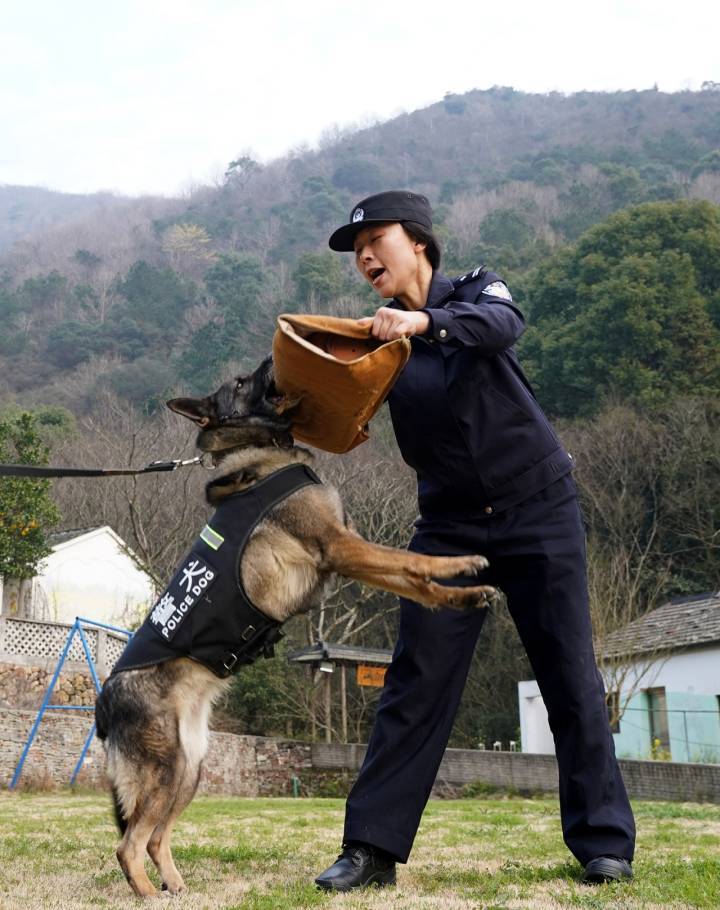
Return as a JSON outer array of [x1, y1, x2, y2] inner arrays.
[[0, 526, 155, 629], [518, 592, 720, 762]]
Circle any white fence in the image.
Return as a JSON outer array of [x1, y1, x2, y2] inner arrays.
[[0, 615, 128, 676]]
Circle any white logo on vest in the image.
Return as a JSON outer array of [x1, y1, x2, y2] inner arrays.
[[150, 553, 217, 641]]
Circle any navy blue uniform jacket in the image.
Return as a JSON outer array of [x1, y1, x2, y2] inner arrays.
[[387, 269, 573, 517]]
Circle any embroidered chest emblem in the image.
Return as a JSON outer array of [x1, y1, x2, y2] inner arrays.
[[149, 553, 217, 641]]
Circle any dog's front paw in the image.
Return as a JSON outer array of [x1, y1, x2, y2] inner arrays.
[[459, 554, 489, 575], [425, 582, 498, 610], [461, 585, 498, 608]]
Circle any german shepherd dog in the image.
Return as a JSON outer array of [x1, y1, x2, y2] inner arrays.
[[95, 356, 495, 898]]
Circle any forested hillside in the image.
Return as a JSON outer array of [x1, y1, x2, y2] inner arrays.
[[1, 86, 720, 411], [2, 86, 719, 747]]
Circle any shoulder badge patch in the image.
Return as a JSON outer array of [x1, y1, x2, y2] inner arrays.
[[453, 266, 486, 287], [481, 281, 512, 301]]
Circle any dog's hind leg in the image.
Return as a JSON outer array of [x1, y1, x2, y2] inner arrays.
[[147, 759, 202, 895], [147, 672, 220, 895], [116, 752, 186, 898], [117, 786, 174, 898]]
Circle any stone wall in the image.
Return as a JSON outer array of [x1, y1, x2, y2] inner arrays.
[[0, 708, 312, 796], [3, 707, 718, 802], [0, 646, 315, 796], [619, 756, 720, 803], [1, 707, 104, 790], [311, 743, 560, 798], [312, 743, 720, 803], [0, 642, 720, 803], [0, 662, 96, 710]]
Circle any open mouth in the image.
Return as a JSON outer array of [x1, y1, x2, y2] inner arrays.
[[368, 267, 386, 286]]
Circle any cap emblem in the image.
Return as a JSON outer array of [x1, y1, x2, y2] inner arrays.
[[352, 208, 364, 223]]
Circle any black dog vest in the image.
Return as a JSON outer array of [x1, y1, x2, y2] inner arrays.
[[112, 463, 321, 679]]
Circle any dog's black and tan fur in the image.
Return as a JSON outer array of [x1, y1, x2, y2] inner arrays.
[[95, 356, 495, 898]]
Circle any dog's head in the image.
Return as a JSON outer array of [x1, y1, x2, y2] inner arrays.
[[167, 355, 297, 458]]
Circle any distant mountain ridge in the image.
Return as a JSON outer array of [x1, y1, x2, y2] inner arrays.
[[0, 185, 132, 253]]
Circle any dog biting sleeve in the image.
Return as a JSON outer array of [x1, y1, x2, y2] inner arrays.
[[272, 314, 411, 453]]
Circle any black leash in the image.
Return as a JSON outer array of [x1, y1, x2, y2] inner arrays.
[[0, 456, 206, 479]]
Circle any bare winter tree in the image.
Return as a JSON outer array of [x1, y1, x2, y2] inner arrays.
[[211, 430, 420, 743], [51, 393, 210, 616], [273, 437, 417, 741], [655, 398, 720, 590], [563, 404, 673, 726], [585, 539, 670, 727]]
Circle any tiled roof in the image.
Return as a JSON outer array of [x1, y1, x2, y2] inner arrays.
[[287, 642, 393, 665], [602, 591, 720, 659]]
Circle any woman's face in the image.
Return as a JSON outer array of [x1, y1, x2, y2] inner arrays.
[[353, 222, 426, 299]]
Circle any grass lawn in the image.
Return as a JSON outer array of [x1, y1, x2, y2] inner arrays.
[[0, 791, 718, 909]]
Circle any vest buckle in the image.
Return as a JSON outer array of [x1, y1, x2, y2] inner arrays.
[[241, 624, 256, 641], [222, 651, 239, 672]]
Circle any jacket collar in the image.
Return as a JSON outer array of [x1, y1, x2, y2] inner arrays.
[[389, 271, 454, 311]]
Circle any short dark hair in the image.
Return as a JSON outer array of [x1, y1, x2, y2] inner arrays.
[[402, 221, 441, 270]]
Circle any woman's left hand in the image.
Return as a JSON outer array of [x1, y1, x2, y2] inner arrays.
[[358, 307, 431, 341]]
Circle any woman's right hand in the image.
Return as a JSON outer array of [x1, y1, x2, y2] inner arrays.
[[358, 308, 430, 342]]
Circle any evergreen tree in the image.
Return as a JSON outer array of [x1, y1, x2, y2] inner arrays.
[[205, 253, 264, 330], [292, 252, 345, 306], [115, 261, 198, 339], [522, 201, 720, 417], [0, 413, 60, 579]]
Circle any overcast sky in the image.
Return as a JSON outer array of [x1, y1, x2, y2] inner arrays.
[[2, 0, 718, 198]]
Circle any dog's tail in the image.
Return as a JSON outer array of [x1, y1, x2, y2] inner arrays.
[[95, 684, 129, 834], [111, 785, 128, 835], [94, 684, 109, 741]]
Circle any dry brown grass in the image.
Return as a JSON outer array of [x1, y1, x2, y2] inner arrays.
[[0, 791, 718, 909]]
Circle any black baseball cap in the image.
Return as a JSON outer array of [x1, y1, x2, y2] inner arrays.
[[328, 190, 433, 252]]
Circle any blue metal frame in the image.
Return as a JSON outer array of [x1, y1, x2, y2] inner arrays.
[[9, 616, 131, 789]]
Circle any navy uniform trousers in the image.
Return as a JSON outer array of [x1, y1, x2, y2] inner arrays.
[[343, 474, 636, 865]]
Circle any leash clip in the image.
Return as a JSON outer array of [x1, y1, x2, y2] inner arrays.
[[175, 456, 204, 468], [148, 455, 212, 471]]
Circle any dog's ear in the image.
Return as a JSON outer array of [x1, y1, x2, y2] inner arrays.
[[166, 397, 214, 427]]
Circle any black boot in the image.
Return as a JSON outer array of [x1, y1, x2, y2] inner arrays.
[[582, 856, 633, 884], [314, 843, 397, 892]]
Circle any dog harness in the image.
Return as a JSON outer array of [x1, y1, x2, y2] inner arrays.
[[112, 462, 321, 679]]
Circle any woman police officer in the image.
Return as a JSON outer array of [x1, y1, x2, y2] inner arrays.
[[314, 191, 635, 891]]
